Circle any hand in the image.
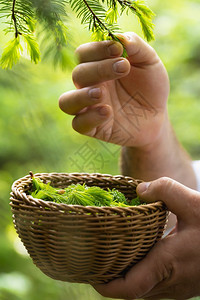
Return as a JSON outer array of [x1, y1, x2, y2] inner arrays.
[[93, 177, 200, 299], [59, 32, 169, 147]]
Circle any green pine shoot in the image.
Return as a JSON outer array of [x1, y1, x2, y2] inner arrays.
[[85, 186, 113, 206], [23, 35, 40, 64], [30, 174, 143, 207], [130, 196, 142, 206], [109, 188, 126, 204], [0, 37, 22, 69]]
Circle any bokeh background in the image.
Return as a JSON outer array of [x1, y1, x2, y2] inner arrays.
[[1, 0, 200, 299]]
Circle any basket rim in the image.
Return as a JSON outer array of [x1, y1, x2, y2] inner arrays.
[[10, 172, 166, 212]]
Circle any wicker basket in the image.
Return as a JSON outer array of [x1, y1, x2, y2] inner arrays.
[[10, 172, 167, 284]]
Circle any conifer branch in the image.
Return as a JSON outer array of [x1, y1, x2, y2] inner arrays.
[[11, 0, 19, 38], [0, 0, 155, 69], [82, 0, 115, 39]]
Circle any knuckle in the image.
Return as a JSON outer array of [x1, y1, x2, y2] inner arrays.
[[97, 60, 115, 81], [157, 177, 172, 188], [153, 177, 174, 196]]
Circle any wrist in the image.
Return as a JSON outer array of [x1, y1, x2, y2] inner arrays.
[[121, 113, 171, 178], [120, 115, 196, 188], [131, 112, 170, 154]]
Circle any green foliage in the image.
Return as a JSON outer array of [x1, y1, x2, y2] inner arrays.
[[0, 37, 22, 69], [69, 0, 120, 39], [0, 0, 68, 69], [23, 35, 40, 63], [130, 196, 142, 206], [30, 176, 142, 206], [116, 0, 155, 41], [0, 0, 154, 69]]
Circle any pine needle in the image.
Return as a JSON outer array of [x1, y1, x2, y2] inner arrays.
[[30, 176, 143, 207]]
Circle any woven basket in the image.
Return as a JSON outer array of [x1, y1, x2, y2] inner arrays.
[[10, 172, 167, 284]]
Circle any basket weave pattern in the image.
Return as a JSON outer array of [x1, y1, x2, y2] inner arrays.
[[10, 173, 167, 284]]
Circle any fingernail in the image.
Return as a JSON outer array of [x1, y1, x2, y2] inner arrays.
[[137, 182, 150, 194], [98, 106, 109, 116], [113, 59, 128, 73], [89, 88, 101, 100], [107, 42, 122, 57]]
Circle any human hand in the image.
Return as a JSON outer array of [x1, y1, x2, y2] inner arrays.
[[59, 32, 169, 147], [93, 177, 200, 299]]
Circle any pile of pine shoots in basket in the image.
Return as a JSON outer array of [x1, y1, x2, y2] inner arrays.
[[30, 174, 143, 207]]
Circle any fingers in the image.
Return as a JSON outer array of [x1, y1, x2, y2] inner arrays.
[[59, 87, 103, 115], [74, 39, 129, 88], [116, 32, 160, 65], [73, 32, 158, 88], [137, 177, 199, 222], [59, 84, 113, 137], [72, 57, 130, 88], [75, 33, 158, 66], [72, 104, 112, 136], [76, 40, 123, 63]]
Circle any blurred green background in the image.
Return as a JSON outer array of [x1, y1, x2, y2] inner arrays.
[[1, 0, 200, 299]]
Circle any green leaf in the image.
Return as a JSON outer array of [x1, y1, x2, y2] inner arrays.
[[92, 27, 107, 41], [110, 188, 126, 203], [32, 176, 47, 192], [23, 34, 41, 64], [133, 0, 155, 19], [131, 0, 155, 41], [130, 196, 142, 206], [0, 37, 22, 69], [70, 0, 119, 39], [30, 178, 144, 207], [105, 7, 118, 24], [117, 0, 155, 41], [26, 17, 36, 32], [136, 12, 155, 41]]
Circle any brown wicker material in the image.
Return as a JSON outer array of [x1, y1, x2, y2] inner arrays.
[[10, 172, 168, 284]]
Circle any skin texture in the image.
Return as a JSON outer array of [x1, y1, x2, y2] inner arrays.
[[59, 32, 169, 147], [59, 32, 198, 299], [93, 177, 200, 299]]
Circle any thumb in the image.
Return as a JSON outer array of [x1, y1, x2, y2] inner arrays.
[[137, 177, 199, 222], [116, 31, 159, 65]]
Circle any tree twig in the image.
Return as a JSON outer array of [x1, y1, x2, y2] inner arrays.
[[82, 0, 115, 38], [12, 0, 21, 38]]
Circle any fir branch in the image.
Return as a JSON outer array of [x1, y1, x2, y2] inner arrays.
[[0, 0, 155, 69], [82, 0, 114, 38], [12, 0, 20, 38], [0, 37, 23, 69], [117, 0, 155, 41], [70, 0, 120, 40]]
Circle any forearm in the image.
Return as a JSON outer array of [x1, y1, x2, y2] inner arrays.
[[120, 115, 197, 189]]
